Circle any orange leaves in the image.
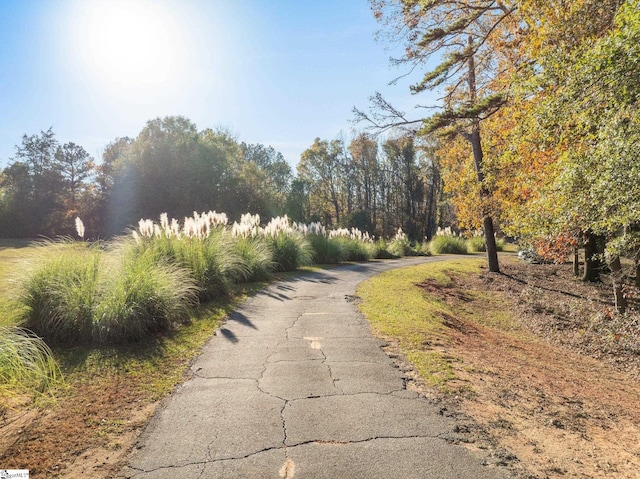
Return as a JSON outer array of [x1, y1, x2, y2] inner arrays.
[[534, 231, 579, 263], [436, 134, 489, 231]]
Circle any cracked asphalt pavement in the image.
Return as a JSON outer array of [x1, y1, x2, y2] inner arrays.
[[120, 258, 510, 478]]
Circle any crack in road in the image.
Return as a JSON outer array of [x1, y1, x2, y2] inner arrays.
[[124, 433, 458, 478]]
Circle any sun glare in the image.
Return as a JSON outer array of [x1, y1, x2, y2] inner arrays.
[[73, 0, 191, 98]]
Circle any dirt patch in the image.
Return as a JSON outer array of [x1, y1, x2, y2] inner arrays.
[[410, 258, 640, 478], [0, 378, 157, 478]]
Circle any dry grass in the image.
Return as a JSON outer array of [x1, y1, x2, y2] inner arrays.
[[359, 255, 640, 478]]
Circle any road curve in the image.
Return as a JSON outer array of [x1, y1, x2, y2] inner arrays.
[[120, 257, 510, 479]]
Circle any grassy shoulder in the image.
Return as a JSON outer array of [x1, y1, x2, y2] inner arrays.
[[357, 258, 521, 391], [2, 288, 264, 477], [0, 240, 31, 327], [358, 256, 640, 479]]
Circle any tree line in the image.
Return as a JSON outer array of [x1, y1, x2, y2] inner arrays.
[[0, 117, 446, 241], [295, 133, 446, 240]]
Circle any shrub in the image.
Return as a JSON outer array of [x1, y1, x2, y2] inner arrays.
[[429, 235, 468, 255], [309, 234, 345, 264], [268, 231, 313, 272], [518, 247, 548, 264], [0, 326, 62, 403], [94, 247, 199, 343], [20, 240, 100, 343]]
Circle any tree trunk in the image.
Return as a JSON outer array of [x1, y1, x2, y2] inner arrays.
[[573, 247, 580, 277], [582, 232, 602, 282], [467, 41, 499, 273], [608, 255, 627, 314], [483, 216, 500, 273]]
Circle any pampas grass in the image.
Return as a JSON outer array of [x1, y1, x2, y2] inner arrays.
[[308, 234, 345, 264], [0, 326, 62, 403], [388, 228, 414, 257], [268, 230, 314, 272], [429, 235, 468, 255], [20, 240, 100, 342], [93, 245, 199, 342], [19, 211, 416, 344], [232, 236, 274, 282], [19, 239, 199, 344]]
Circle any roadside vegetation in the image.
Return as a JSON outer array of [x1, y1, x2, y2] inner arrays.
[[358, 258, 493, 390], [0, 213, 509, 419], [358, 256, 640, 479], [1, 221, 635, 479], [1, 213, 452, 476], [0, 219, 494, 399]]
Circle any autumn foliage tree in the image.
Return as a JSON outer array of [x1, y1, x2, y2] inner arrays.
[[358, 0, 525, 272]]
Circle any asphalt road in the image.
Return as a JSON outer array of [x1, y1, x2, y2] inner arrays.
[[120, 257, 510, 479]]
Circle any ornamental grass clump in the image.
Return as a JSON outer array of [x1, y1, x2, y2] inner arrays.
[[131, 211, 247, 300], [414, 241, 432, 256], [466, 235, 487, 252], [429, 234, 468, 255], [0, 326, 62, 404], [232, 236, 274, 281], [20, 239, 100, 343], [327, 227, 375, 262], [19, 238, 199, 344], [229, 213, 275, 281], [175, 232, 245, 299], [262, 216, 313, 272], [308, 234, 346, 264], [94, 245, 199, 343], [373, 239, 394, 259], [388, 228, 414, 257], [331, 237, 372, 261], [465, 233, 505, 253]]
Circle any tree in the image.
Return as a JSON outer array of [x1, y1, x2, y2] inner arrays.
[[94, 137, 131, 236], [297, 138, 347, 226], [241, 142, 293, 216], [357, 0, 521, 272], [473, 0, 635, 308], [0, 162, 33, 237], [53, 142, 95, 232], [108, 116, 292, 233], [285, 179, 313, 223], [419, 137, 444, 239], [381, 135, 424, 239], [348, 133, 379, 231], [6, 128, 62, 235]]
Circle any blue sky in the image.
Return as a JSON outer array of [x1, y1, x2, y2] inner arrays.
[[0, 0, 436, 169]]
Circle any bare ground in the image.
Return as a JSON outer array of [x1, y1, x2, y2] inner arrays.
[[2, 257, 640, 478], [403, 257, 640, 479], [1, 377, 156, 478]]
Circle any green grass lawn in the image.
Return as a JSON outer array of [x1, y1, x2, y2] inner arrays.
[[357, 258, 519, 391]]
